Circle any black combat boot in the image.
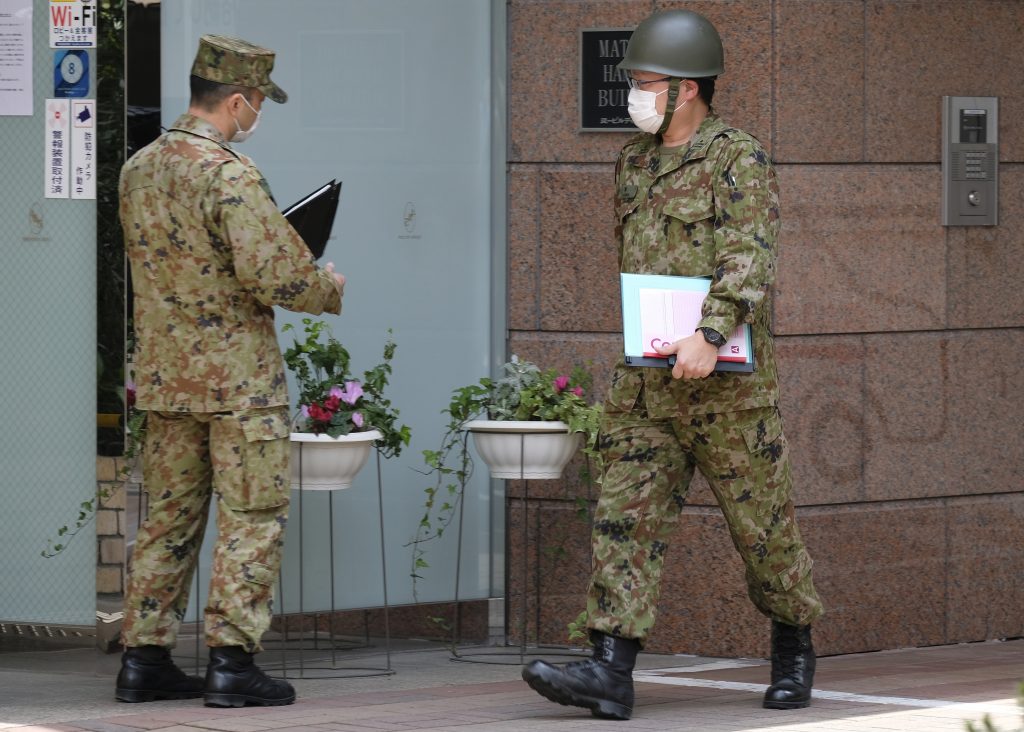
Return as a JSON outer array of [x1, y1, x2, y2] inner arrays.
[[115, 645, 205, 703], [522, 630, 640, 720], [204, 646, 295, 707], [763, 621, 816, 709]]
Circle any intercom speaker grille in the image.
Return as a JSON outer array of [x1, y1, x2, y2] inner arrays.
[[951, 149, 995, 182]]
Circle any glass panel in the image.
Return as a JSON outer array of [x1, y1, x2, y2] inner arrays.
[[0, 1, 97, 625], [159, 0, 495, 615]]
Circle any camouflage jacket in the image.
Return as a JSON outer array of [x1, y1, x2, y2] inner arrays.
[[608, 113, 781, 418], [120, 113, 341, 412]]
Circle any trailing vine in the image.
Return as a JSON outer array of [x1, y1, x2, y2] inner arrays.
[[43, 408, 146, 558], [406, 357, 602, 609]]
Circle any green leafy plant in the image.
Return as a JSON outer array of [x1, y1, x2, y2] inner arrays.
[[965, 682, 1024, 732], [44, 400, 145, 558], [282, 318, 410, 458], [407, 356, 602, 602], [567, 609, 591, 646]]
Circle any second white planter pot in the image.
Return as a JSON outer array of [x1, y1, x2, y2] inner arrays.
[[289, 430, 382, 490], [465, 420, 582, 479]]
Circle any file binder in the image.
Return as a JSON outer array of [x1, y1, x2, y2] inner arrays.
[[620, 272, 755, 373], [282, 179, 341, 259]]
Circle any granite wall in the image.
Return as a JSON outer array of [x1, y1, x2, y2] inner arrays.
[[505, 0, 1024, 658]]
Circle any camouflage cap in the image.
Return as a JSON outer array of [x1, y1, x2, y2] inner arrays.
[[191, 34, 288, 103]]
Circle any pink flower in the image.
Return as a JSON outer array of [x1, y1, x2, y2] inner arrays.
[[554, 375, 570, 392], [572, 386, 584, 397], [300, 404, 310, 419], [341, 380, 363, 405], [329, 385, 345, 399], [352, 412, 364, 428]]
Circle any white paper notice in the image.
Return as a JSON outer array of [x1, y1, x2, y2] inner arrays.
[[0, 0, 32, 115], [70, 98, 95, 199], [49, 0, 96, 49], [45, 98, 70, 198]]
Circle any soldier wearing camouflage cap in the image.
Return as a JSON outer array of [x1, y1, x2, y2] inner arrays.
[[523, 9, 823, 720], [115, 34, 345, 708]]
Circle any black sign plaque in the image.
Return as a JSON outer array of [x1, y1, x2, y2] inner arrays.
[[579, 28, 634, 132]]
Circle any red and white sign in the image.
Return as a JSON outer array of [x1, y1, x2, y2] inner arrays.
[[49, 0, 96, 49], [45, 98, 69, 198]]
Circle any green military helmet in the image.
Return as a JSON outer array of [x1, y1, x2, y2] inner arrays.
[[619, 9, 724, 78]]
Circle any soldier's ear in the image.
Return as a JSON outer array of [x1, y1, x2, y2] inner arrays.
[[226, 92, 245, 115]]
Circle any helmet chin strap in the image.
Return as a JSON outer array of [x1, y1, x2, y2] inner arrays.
[[657, 77, 682, 136]]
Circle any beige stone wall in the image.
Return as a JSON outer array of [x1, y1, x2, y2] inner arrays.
[[506, 0, 1024, 657], [95, 456, 127, 597]]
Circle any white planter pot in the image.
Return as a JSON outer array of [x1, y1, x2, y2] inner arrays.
[[465, 420, 582, 479], [290, 430, 382, 490]]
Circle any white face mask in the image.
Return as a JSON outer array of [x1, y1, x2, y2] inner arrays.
[[627, 87, 687, 134], [231, 94, 261, 143]]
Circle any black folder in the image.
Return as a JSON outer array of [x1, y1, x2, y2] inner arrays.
[[282, 179, 341, 259]]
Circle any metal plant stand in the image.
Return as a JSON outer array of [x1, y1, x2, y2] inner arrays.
[[265, 445, 394, 679], [449, 430, 591, 666]]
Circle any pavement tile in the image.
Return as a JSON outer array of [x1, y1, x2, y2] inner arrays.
[[72, 723, 147, 732], [186, 719, 281, 732], [94, 717, 175, 731]]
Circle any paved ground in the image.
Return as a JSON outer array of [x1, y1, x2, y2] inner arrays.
[[0, 637, 1020, 731]]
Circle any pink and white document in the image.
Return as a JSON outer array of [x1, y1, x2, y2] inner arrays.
[[620, 273, 755, 373]]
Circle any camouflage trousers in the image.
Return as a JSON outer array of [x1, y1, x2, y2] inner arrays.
[[120, 407, 292, 653], [587, 405, 823, 644]]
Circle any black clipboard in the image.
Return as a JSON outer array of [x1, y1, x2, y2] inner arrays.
[[282, 179, 341, 259]]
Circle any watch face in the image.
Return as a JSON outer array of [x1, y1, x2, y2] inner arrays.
[[702, 327, 725, 347]]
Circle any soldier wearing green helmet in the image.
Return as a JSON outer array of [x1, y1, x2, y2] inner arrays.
[[523, 9, 823, 720]]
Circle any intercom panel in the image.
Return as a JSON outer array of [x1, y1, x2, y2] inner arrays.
[[942, 96, 998, 226]]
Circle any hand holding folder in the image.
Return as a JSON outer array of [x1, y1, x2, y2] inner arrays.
[[620, 273, 755, 373], [282, 179, 341, 259]]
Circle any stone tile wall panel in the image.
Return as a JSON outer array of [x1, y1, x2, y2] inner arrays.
[[863, 330, 1024, 501], [865, 1, 1024, 163], [509, 165, 541, 331], [774, 0, 865, 163], [948, 165, 1024, 329], [538, 167, 620, 332], [774, 166, 946, 335]]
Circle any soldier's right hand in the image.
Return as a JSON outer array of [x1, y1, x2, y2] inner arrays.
[[654, 333, 717, 380], [324, 261, 346, 298]]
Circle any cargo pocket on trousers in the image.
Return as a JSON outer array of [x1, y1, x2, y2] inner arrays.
[[741, 408, 786, 465], [242, 561, 275, 588], [771, 549, 814, 593], [224, 407, 291, 512], [605, 364, 643, 414]]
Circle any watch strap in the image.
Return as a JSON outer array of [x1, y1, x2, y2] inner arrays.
[[698, 326, 727, 348]]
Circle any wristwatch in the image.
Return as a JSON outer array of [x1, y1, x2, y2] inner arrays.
[[697, 327, 727, 348]]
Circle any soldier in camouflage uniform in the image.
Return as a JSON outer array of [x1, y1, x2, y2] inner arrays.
[[523, 10, 823, 720], [115, 35, 345, 708]]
